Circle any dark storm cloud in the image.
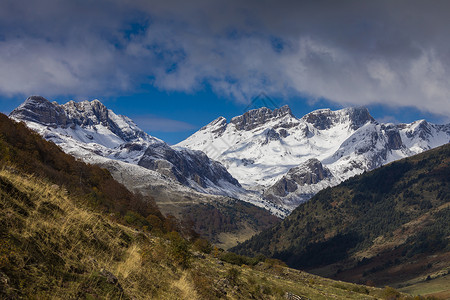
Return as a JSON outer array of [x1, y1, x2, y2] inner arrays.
[[1, 0, 450, 116]]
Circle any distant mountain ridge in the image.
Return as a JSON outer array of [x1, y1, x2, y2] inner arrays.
[[177, 105, 450, 211]]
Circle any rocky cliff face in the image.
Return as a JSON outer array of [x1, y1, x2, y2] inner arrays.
[[301, 107, 374, 131], [11, 96, 70, 127], [230, 105, 295, 131], [138, 144, 240, 188], [265, 159, 332, 197], [263, 159, 335, 211]]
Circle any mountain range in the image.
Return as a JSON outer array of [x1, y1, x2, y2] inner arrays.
[[10, 96, 242, 195], [178, 105, 450, 211], [10, 96, 450, 216]]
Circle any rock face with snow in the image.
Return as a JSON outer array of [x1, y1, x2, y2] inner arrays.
[[230, 105, 295, 131], [10, 96, 245, 199], [11, 95, 157, 151], [177, 105, 450, 212], [138, 143, 240, 188], [265, 159, 331, 197]]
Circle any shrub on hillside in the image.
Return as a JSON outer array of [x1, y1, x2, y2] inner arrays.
[[220, 252, 265, 266], [166, 231, 191, 269], [193, 238, 212, 254]]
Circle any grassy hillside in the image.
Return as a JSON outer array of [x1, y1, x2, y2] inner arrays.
[[233, 143, 450, 294], [1, 167, 425, 299]]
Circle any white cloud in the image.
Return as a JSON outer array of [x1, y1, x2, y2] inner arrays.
[[1, 0, 450, 118]]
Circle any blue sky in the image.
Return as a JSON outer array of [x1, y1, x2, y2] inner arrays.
[[1, 1, 449, 144]]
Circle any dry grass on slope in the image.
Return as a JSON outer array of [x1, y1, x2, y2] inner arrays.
[[0, 168, 191, 299]]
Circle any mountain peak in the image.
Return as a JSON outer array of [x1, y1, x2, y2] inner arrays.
[[199, 116, 228, 136], [10, 95, 68, 126], [230, 105, 296, 131], [11, 96, 153, 144], [301, 107, 374, 130], [24, 95, 51, 105], [276, 104, 294, 115], [344, 107, 375, 129], [201, 116, 227, 129], [17, 95, 54, 111], [62, 99, 110, 127]]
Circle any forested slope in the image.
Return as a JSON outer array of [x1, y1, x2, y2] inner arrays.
[[233, 143, 450, 291]]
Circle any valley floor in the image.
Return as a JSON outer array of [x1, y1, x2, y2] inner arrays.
[[398, 273, 450, 298]]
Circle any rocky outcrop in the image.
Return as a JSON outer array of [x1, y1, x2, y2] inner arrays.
[[230, 105, 294, 131], [383, 124, 403, 150], [138, 143, 240, 188], [262, 128, 281, 145], [347, 107, 375, 130], [264, 159, 332, 197], [302, 107, 374, 131]]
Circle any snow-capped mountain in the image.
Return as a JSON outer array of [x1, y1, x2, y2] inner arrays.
[[177, 105, 450, 211], [10, 96, 249, 200], [11, 96, 450, 216]]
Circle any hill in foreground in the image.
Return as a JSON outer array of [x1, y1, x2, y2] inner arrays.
[[233, 143, 450, 297]]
